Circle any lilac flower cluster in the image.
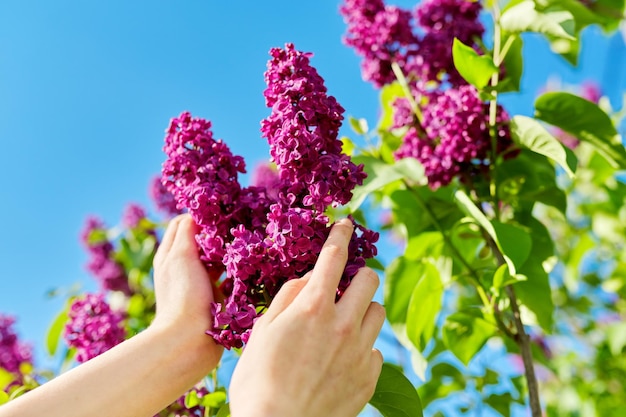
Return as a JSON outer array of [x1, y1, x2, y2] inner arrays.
[[340, 0, 484, 87], [64, 293, 126, 363], [162, 44, 378, 349], [395, 85, 513, 188], [414, 0, 484, 85], [150, 176, 184, 218], [161, 112, 270, 272], [340, 0, 417, 87], [122, 203, 147, 228], [81, 217, 131, 295], [0, 315, 32, 385]]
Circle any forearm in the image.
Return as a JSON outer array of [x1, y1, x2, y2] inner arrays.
[[0, 324, 218, 417]]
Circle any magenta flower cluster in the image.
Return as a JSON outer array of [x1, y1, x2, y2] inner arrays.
[[340, 0, 484, 87], [122, 203, 147, 229], [150, 176, 184, 218], [395, 85, 513, 188], [64, 293, 126, 363], [162, 43, 378, 349], [81, 217, 131, 295], [0, 315, 32, 385]]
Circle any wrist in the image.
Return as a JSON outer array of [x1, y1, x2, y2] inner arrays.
[[145, 320, 222, 380]]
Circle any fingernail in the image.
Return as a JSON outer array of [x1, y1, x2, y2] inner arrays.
[[337, 218, 354, 227]]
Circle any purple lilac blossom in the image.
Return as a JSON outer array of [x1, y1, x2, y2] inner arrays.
[[395, 85, 513, 188], [261, 43, 367, 212], [0, 315, 33, 386], [412, 0, 485, 85], [149, 176, 183, 217], [340, 0, 417, 87], [340, 0, 484, 87], [64, 294, 126, 363], [81, 216, 131, 295], [163, 44, 378, 350], [122, 203, 147, 228], [250, 162, 281, 200], [161, 112, 248, 269]]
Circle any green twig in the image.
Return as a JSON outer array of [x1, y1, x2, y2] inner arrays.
[[403, 181, 491, 309], [485, 233, 542, 417], [391, 62, 424, 124]]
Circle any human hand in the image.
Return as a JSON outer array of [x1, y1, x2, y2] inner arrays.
[[150, 214, 223, 372], [229, 218, 385, 417]]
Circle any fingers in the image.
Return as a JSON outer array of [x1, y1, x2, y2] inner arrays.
[[304, 218, 354, 302], [369, 348, 384, 382], [169, 214, 200, 257], [153, 215, 186, 266], [360, 302, 386, 346], [264, 272, 312, 320], [337, 267, 380, 320]]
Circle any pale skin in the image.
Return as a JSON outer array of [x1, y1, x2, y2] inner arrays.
[[0, 215, 385, 417]]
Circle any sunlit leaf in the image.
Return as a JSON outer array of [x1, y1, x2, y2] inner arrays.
[[384, 257, 423, 326], [509, 115, 577, 177], [501, 0, 576, 39], [349, 156, 426, 212], [454, 190, 532, 274], [443, 311, 495, 366], [46, 304, 69, 356], [535, 92, 626, 168], [452, 38, 498, 89], [406, 262, 442, 351], [497, 35, 523, 93]]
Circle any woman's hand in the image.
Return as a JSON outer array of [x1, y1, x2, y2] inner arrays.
[[229, 218, 385, 417], [150, 214, 223, 370]]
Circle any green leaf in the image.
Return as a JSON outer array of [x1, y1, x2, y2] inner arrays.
[[46, 305, 69, 356], [201, 391, 227, 409], [485, 392, 515, 417], [492, 264, 526, 295], [0, 390, 8, 405], [0, 368, 14, 391], [369, 363, 423, 417], [454, 190, 532, 274], [406, 262, 442, 351], [500, 0, 576, 39], [384, 257, 423, 326], [497, 35, 523, 93], [452, 38, 498, 89], [516, 257, 554, 331], [442, 311, 495, 366], [349, 156, 426, 212], [606, 322, 626, 356], [378, 82, 405, 131], [216, 403, 230, 417], [405, 232, 444, 261], [341, 136, 356, 157], [349, 116, 369, 135], [535, 92, 626, 168], [366, 257, 385, 271], [496, 150, 566, 214], [509, 115, 577, 177], [185, 390, 201, 408]]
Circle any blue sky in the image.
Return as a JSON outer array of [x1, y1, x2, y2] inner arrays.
[[0, 0, 624, 378]]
